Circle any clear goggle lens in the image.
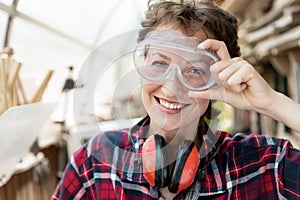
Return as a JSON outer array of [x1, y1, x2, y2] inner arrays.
[[133, 30, 219, 91]]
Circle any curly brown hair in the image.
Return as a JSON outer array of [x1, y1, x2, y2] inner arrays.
[[139, 0, 240, 123], [140, 0, 240, 58]]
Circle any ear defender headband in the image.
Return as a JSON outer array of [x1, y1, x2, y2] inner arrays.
[[142, 134, 200, 193]]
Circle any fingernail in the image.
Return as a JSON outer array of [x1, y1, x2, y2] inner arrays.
[[241, 83, 247, 91], [210, 64, 217, 71], [197, 43, 204, 49]]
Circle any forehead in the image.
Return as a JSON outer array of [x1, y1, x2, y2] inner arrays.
[[156, 25, 214, 43], [135, 28, 219, 66], [147, 46, 211, 63]]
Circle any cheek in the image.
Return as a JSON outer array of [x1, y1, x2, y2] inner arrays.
[[194, 99, 210, 114], [141, 81, 160, 112]]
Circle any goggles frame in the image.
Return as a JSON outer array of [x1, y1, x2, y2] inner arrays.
[[134, 30, 219, 91]]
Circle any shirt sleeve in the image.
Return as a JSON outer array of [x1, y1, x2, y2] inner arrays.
[[51, 155, 86, 200], [278, 140, 300, 199]]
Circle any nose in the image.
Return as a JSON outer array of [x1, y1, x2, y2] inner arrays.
[[161, 65, 186, 97], [164, 64, 178, 81]]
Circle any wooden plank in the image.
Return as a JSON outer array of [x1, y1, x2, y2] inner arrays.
[[260, 115, 277, 137], [271, 39, 300, 56], [7, 60, 21, 90], [233, 109, 251, 133], [250, 111, 259, 134], [16, 77, 28, 104], [245, 8, 300, 43], [30, 70, 54, 103], [247, 0, 299, 31], [274, 10, 300, 31], [0, 148, 59, 200], [287, 49, 300, 102], [259, 70, 277, 137], [274, 0, 300, 11], [254, 25, 300, 58], [221, 0, 253, 13], [245, 25, 275, 44], [288, 48, 300, 69], [0, 186, 7, 200], [0, 54, 9, 111], [270, 55, 290, 76]]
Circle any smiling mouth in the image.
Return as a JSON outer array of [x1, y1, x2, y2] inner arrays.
[[154, 96, 187, 110]]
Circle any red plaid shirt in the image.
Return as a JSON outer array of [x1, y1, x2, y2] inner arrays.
[[52, 117, 300, 199]]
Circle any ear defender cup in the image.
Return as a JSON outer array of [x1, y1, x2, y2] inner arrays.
[[142, 134, 200, 193], [142, 134, 169, 188], [168, 140, 200, 193]]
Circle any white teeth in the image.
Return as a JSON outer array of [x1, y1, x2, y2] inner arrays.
[[159, 98, 184, 110]]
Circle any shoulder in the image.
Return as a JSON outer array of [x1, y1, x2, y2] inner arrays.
[[71, 129, 131, 168], [217, 132, 300, 170], [87, 128, 131, 150], [220, 132, 294, 150], [217, 131, 299, 163], [217, 132, 300, 198]]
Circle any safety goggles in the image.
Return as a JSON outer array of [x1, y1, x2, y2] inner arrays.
[[133, 30, 219, 91]]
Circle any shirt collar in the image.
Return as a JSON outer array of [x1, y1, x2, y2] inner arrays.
[[126, 115, 228, 197], [129, 115, 222, 159], [128, 115, 150, 152]]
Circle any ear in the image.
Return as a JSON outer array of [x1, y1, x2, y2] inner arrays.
[[142, 134, 169, 188], [169, 140, 200, 193]]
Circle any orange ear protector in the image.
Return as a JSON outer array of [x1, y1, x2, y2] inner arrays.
[[142, 134, 200, 193]]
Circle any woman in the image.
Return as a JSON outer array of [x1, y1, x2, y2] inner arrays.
[[52, 0, 300, 199]]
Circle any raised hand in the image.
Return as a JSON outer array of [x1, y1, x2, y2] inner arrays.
[[189, 39, 300, 132]]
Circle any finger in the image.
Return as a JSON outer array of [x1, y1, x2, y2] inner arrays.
[[198, 39, 231, 60], [226, 62, 254, 92], [188, 90, 210, 100], [188, 86, 249, 109], [188, 86, 227, 102], [212, 57, 243, 73], [215, 59, 245, 90], [210, 59, 235, 87]]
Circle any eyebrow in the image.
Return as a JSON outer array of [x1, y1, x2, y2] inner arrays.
[[150, 51, 171, 61], [189, 57, 213, 64], [148, 49, 214, 65]]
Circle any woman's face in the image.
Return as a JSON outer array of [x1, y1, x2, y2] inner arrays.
[[141, 28, 212, 134]]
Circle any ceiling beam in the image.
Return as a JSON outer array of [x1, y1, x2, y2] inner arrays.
[[0, 2, 92, 50]]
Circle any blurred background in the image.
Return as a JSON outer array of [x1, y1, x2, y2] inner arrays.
[[0, 0, 299, 199]]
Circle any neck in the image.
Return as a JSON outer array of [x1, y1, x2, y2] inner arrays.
[[159, 187, 178, 199], [146, 117, 201, 159]]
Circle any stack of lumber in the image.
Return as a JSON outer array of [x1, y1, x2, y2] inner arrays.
[[0, 47, 54, 115], [221, 0, 300, 147], [0, 47, 57, 199]]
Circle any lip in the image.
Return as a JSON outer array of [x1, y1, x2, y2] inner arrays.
[[154, 96, 189, 114]]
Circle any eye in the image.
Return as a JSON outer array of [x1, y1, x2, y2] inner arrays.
[[190, 68, 205, 75], [151, 61, 168, 68]]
